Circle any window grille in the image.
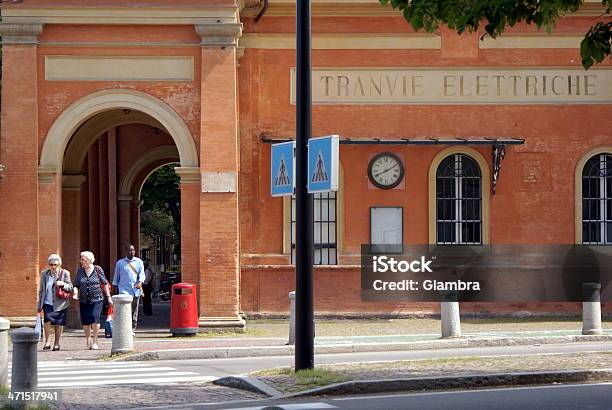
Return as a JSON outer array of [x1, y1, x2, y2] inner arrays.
[[436, 154, 482, 244], [582, 154, 612, 244], [291, 192, 337, 265]]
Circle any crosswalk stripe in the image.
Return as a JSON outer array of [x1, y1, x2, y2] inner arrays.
[[38, 367, 176, 376], [39, 375, 217, 388], [40, 371, 198, 382], [10, 361, 218, 388]]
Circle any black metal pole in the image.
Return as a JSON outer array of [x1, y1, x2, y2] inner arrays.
[[295, 0, 314, 371]]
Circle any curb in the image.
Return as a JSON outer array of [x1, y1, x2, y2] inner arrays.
[[119, 334, 612, 361], [214, 369, 612, 398]]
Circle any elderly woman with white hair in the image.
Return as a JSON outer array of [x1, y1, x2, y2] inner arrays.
[[37, 253, 73, 351], [73, 251, 112, 350]]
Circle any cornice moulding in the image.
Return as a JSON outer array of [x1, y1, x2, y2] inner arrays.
[[196, 22, 243, 47]]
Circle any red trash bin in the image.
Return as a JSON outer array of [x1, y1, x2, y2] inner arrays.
[[170, 283, 198, 336]]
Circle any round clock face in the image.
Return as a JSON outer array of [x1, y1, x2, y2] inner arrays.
[[368, 152, 405, 189]]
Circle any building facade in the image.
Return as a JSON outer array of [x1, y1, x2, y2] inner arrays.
[[0, 0, 610, 327]]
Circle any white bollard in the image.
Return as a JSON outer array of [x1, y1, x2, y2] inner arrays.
[[441, 291, 461, 338], [11, 327, 38, 409], [0, 317, 9, 388], [582, 283, 602, 335], [111, 294, 134, 354], [288, 291, 296, 345]]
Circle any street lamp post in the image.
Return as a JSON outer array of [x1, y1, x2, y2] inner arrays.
[[295, 0, 315, 371]]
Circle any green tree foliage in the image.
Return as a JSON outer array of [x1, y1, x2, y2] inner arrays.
[[380, 0, 611, 69], [140, 164, 180, 241]]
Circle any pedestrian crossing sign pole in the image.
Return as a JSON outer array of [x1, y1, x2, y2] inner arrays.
[[307, 135, 339, 193], [271, 141, 295, 197]]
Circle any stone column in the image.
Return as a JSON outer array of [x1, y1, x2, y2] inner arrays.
[[441, 291, 461, 338], [0, 24, 43, 321], [111, 294, 134, 354], [288, 291, 296, 345], [62, 175, 86, 329], [0, 317, 9, 388], [195, 21, 245, 331], [11, 327, 38, 405], [582, 283, 602, 335]]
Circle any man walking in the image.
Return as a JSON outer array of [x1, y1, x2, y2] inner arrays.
[[142, 260, 155, 316], [113, 244, 145, 331]]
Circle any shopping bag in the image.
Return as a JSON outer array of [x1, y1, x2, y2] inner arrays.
[[34, 314, 43, 341], [104, 305, 113, 338]]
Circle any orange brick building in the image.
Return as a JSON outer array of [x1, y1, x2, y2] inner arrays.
[[0, 1, 610, 328]]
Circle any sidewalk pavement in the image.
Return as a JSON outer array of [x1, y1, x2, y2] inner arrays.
[[14, 327, 612, 362]]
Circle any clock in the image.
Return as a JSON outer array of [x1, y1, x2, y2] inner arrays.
[[368, 152, 405, 189]]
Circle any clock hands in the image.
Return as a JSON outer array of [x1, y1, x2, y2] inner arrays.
[[374, 164, 399, 178]]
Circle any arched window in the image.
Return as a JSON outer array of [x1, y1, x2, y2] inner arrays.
[[436, 154, 482, 244], [582, 154, 612, 244]]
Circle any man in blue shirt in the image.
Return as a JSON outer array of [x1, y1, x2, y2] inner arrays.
[[113, 244, 146, 330]]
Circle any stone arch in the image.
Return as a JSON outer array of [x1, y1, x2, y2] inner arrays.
[[63, 110, 165, 174], [40, 89, 198, 172], [118, 145, 180, 197]]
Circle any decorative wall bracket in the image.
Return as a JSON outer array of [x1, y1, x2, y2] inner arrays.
[[492, 143, 507, 194]]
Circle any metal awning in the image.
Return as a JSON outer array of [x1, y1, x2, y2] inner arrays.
[[261, 136, 525, 146], [262, 135, 525, 194]]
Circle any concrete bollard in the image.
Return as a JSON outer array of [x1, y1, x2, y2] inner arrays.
[[288, 291, 296, 345], [441, 291, 461, 338], [11, 327, 38, 408], [582, 283, 602, 335], [111, 294, 134, 354], [0, 317, 9, 389]]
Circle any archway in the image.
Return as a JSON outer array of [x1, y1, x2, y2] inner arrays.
[[38, 90, 200, 328]]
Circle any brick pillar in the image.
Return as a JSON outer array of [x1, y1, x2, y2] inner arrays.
[[61, 175, 86, 271], [175, 167, 200, 298], [117, 195, 132, 263], [38, 170, 61, 268], [108, 128, 119, 270], [62, 175, 86, 328], [196, 22, 245, 331], [88, 142, 101, 259], [98, 133, 110, 272], [0, 24, 43, 322], [131, 199, 141, 256]]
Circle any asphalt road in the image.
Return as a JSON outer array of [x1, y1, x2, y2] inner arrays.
[[137, 383, 612, 409], [151, 341, 612, 377]]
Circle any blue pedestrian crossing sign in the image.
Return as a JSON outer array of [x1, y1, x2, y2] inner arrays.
[[308, 135, 339, 193], [271, 141, 295, 197]]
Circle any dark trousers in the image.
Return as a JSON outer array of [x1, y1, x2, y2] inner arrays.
[[142, 283, 153, 316], [131, 296, 140, 331]]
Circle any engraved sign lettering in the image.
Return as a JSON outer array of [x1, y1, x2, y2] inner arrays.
[[290, 68, 612, 104]]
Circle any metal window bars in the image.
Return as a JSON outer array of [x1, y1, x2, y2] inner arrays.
[[582, 154, 612, 245], [291, 192, 337, 265], [436, 154, 483, 245]]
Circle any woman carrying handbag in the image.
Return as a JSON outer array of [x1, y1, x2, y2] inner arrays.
[[73, 251, 113, 350], [36, 254, 73, 351]]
